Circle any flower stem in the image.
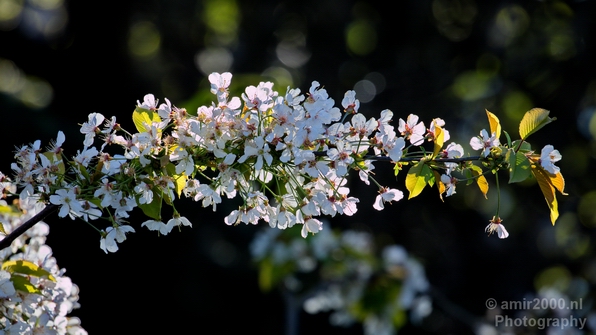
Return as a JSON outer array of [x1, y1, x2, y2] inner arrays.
[[495, 171, 501, 217]]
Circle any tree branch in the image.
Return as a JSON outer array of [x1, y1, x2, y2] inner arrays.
[[0, 203, 58, 251], [363, 155, 484, 163], [312, 150, 483, 163]]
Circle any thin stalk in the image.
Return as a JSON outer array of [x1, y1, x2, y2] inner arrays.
[[495, 172, 501, 217]]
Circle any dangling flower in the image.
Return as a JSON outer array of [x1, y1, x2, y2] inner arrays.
[[167, 213, 193, 230], [539, 145, 562, 174], [373, 187, 404, 210], [440, 174, 457, 197], [100, 224, 136, 253], [485, 216, 509, 239], [301, 218, 323, 238]]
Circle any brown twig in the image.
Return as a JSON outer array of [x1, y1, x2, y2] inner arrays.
[[0, 203, 58, 251], [312, 150, 483, 163], [363, 155, 483, 163]]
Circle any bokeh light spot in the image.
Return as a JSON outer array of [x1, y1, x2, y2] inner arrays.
[[554, 213, 590, 259], [0, 58, 25, 94], [0, 0, 24, 30], [20, 0, 68, 41], [276, 40, 311, 69], [353, 79, 376, 103], [501, 90, 533, 130], [576, 106, 595, 140], [548, 33, 576, 61], [534, 265, 571, 292], [489, 5, 529, 47], [128, 21, 161, 59], [345, 20, 376, 56], [18, 76, 53, 109], [589, 111, 596, 141], [261, 66, 294, 90], [452, 70, 499, 101], [195, 47, 233, 75], [432, 0, 477, 42], [29, 0, 62, 10], [201, 0, 239, 46], [365, 72, 386, 94], [578, 190, 596, 228], [0, 58, 52, 109]]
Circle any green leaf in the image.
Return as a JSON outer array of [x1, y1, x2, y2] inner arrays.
[[507, 149, 531, 183], [463, 168, 474, 185], [519, 108, 556, 140], [138, 191, 162, 220], [11, 275, 42, 294], [42, 152, 66, 176], [393, 162, 405, 176], [503, 130, 512, 147], [132, 107, 161, 133], [511, 139, 532, 152], [405, 161, 433, 199], [2, 260, 56, 282]]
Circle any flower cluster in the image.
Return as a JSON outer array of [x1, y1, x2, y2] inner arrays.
[[0, 72, 566, 256], [250, 226, 431, 335], [0, 197, 86, 334]]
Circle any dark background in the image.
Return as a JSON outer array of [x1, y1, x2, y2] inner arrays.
[[1, 0, 596, 334]]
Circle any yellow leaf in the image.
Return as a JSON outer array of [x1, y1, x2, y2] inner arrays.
[[164, 162, 188, 198], [173, 173, 188, 198], [485, 109, 501, 140], [468, 165, 489, 199], [432, 123, 445, 157], [550, 172, 567, 196], [405, 161, 433, 199], [11, 275, 42, 294], [2, 260, 56, 282], [132, 107, 161, 133], [531, 165, 561, 225], [519, 108, 555, 140], [476, 175, 489, 199], [433, 170, 446, 202]]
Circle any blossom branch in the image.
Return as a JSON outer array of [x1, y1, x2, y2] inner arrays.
[[0, 71, 564, 254], [0, 203, 58, 250]]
